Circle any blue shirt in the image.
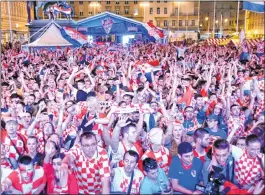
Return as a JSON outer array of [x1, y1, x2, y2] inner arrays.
[[140, 168, 169, 194], [168, 156, 203, 193], [204, 127, 227, 139]]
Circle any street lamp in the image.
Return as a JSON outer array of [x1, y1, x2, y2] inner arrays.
[[205, 17, 209, 38], [140, 2, 149, 22], [90, 2, 100, 16], [224, 19, 228, 23]]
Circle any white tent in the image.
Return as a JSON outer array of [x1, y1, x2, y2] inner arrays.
[[25, 22, 72, 47]]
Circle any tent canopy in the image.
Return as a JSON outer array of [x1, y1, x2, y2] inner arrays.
[[25, 22, 72, 47]]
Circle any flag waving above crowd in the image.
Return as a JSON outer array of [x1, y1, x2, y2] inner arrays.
[[243, 1, 264, 13]]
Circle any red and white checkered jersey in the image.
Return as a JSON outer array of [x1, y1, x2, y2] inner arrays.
[[140, 146, 171, 175], [2, 132, 26, 160], [109, 141, 143, 167], [63, 124, 77, 141], [254, 99, 264, 120], [257, 41, 264, 53], [227, 114, 246, 137], [234, 149, 264, 186], [7, 166, 46, 194], [111, 167, 144, 194], [67, 145, 111, 194]]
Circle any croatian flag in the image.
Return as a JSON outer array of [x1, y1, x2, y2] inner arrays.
[[63, 27, 87, 45], [52, 5, 72, 15], [243, 1, 264, 13], [143, 22, 165, 40]]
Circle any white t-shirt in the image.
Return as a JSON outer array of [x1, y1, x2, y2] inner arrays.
[[111, 167, 144, 194]]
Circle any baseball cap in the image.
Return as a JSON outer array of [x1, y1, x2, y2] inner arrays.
[[207, 114, 219, 121]]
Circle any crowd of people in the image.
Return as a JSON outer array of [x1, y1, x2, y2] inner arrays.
[[0, 38, 264, 194]]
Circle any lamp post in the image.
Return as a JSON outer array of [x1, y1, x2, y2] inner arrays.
[[140, 2, 149, 22], [7, 1, 12, 42], [90, 2, 100, 16], [205, 17, 209, 38], [178, 2, 180, 31]]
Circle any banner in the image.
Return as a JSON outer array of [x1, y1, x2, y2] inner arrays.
[[102, 17, 114, 34], [243, 1, 264, 13]]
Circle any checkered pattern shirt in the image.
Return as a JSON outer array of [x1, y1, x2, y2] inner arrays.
[[235, 149, 264, 186], [2, 133, 26, 160], [7, 166, 46, 194], [140, 146, 171, 175], [227, 114, 246, 137], [63, 124, 77, 142], [254, 99, 264, 120], [112, 167, 144, 195], [67, 145, 111, 194]]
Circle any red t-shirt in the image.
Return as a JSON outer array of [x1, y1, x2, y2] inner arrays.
[[43, 162, 79, 194]]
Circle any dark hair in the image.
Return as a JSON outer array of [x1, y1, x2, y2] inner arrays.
[[80, 131, 97, 143], [121, 123, 136, 137], [184, 106, 193, 111], [18, 155, 33, 165], [194, 128, 209, 142], [52, 153, 65, 161], [143, 158, 158, 173], [123, 150, 139, 162], [246, 134, 260, 146], [118, 101, 126, 106], [213, 139, 229, 150], [194, 94, 203, 100], [230, 104, 240, 109], [27, 135, 38, 144]]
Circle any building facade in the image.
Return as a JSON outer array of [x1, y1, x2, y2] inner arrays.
[[199, 1, 245, 37], [246, 11, 264, 38], [1, 1, 33, 43]]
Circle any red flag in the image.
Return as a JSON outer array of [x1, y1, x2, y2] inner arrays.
[[57, 45, 61, 49]]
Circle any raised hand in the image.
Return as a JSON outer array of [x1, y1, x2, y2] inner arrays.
[[116, 114, 130, 128]]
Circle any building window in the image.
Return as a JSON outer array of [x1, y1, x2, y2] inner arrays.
[[116, 9, 120, 14], [172, 20, 175, 26], [164, 20, 167, 26], [79, 1, 83, 4], [179, 20, 182, 26], [157, 1, 160, 3], [125, 9, 129, 14], [106, 1, 111, 4], [80, 11, 83, 16], [70, 1, 74, 4], [157, 20, 160, 27], [125, 1, 129, 4], [164, 1, 167, 2], [149, 20, 153, 23], [116, 1, 119, 4], [134, 8, 138, 15], [150, 1, 153, 3], [192, 20, 195, 26], [164, 7, 167, 14], [150, 8, 153, 14], [134, 1, 138, 4], [157, 8, 160, 14], [185, 20, 188, 26], [89, 12, 93, 15]]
